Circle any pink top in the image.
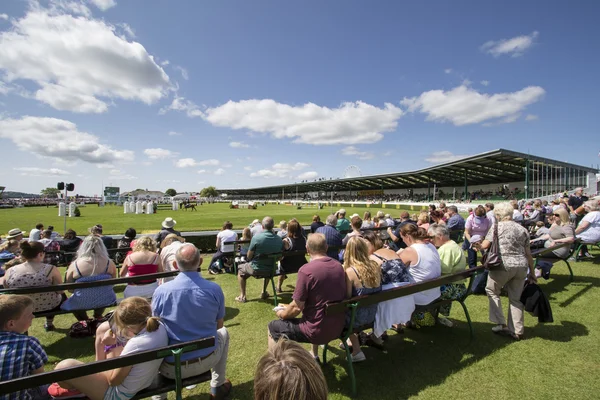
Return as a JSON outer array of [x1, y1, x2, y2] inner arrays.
[[126, 254, 159, 284]]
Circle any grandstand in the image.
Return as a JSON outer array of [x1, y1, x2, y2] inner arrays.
[[220, 149, 598, 201]]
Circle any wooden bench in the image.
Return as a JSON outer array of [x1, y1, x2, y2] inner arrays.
[[531, 242, 575, 282], [0, 270, 193, 318], [0, 337, 215, 400], [324, 266, 484, 395]]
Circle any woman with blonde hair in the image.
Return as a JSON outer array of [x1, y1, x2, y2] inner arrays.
[[343, 237, 382, 362], [121, 236, 163, 299], [531, 207, 575, 258], [361, 211, 375, 229], [254, 338, 327, 400], [50, 297, 168, 400], [416, 212, 430, 231]]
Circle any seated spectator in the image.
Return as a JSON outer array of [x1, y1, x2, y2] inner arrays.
[[39, 230, 60, 265], [154, 217, 181, 247], [574, 200, 600, 258], [532, 221, 550, 237], [430, 210, 446, 226], [342, 216, 363, 245], [237, 217, 283, 302], [428, 224, 467, 327], [115, 228, 136, 265], [342, 237, 382, 362], [4, 228, 25, 244], [416, 212, 430, 231], [237, 227, 252, 263], [48, 225, 60, 241], [51, 297, 168, 400], [361, 211, 375, 229], [152, 243, 232, 400], [28, 223, 44, 242], [523, 200, 544, 228], [59, 229, 82, 265], [485, 203, 496, 224], [159, 234, 185, 283], [464, 205, 491, 268], [89, 224, 113, 250], [336, 209, 350, 238], [362, 231, 412, 285], [310, 215, 324, 233], [510, 200, 524, 222], [250, 219, 264, 237], [268, 233, 346, 362], [277, 219, 307, 293], [121, 236, 163, 299], [277, 220, 288, 239], [209, 221, 238, 275], [0, 239, 19, 277], [62, 236, 117, 322], [316, 214, 343, 260], [387, 211, 416, 250], [384, 213, 395, 227], [254, 338, 328, 400], [3, 241, 64, 331], [0, 295, 50, 399], [446, 206, 465, 240]]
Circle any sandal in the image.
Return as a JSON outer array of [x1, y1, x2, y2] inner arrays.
[[235, 295, 246, 303], [276, 287, 283, 293], [260, 292, 270, 300]]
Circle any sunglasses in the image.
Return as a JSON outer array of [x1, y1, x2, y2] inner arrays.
[[553, 214, 560, 216]]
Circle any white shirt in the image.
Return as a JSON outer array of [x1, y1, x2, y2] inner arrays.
[[512, 209, 523, 222], [486, 210, 496, 224], [408, 243, 441, 304], [577, 211, 600, 243], [29, 228, 41, 242], [251, 224, 263, 238], [117, 323, 169, 395], [217, 229, 238, 253], [160, 241, 185, 272]]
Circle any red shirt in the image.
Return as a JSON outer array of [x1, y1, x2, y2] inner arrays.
[[293, 256, 346, 344]]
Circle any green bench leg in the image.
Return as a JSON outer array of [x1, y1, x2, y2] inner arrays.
[[459, 300, 474, 343], [343, 341, 357, 396], [271, 277, 278, 306], [322, 344, 329, 365], [564, 260, 574, 282], [575, 243, 584, 262], [170, 348, 184, 400]]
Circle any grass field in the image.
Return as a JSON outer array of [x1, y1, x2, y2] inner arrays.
[[0, 203, 431, 235], [28, 254, 600, 400]]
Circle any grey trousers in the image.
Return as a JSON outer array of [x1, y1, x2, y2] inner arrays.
[[485, 267, 527, 335]]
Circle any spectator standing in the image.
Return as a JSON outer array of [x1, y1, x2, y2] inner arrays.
[[310, 215, 324, 233], [152, 244, 232, 400], [154, 218, 181, 247], [236, 217, 283, 302], [268, 233, 346, 362], [315, 215, 343, 260], [28, 223, 44, 242], [464, 205, 491, 268]]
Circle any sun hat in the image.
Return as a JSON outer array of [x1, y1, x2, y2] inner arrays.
[[6, 228, 23, 239], [338, 209, 346, 215], [162, 217, 177, 229]]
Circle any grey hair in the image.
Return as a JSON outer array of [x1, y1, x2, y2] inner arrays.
[[428, 223, 449, 240], [584, 200, 600, 212], [325, 214, 337, 227], [174, 243, 201, 272], [76, 235, 109, 260], [262, 216, 274, 230], [494, 202, 514, 221], [447, 205, 458, 213]]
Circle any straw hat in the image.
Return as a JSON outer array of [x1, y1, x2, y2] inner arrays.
[[162, 217, 177, 229], [6, 228, 23, 239]]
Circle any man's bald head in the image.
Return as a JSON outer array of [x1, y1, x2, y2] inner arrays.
[[175, 243, 202, 271], [306, 233, 328, 256]]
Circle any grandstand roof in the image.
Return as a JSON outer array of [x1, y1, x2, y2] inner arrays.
[[219, 148, 598, 195]]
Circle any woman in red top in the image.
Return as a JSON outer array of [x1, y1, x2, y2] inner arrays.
[[121, 236, 163, 299]]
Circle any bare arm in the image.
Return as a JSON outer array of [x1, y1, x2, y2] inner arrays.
[[398, 247, 417, 266], [575, 221, 589, 235], [108, 365, 134, 387], [276, 299, 303, 319]]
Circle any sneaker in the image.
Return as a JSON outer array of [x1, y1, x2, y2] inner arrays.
[[209, 379, 232, 400], [208, 268, 219, 275], [437, 316, 454, 328], [584, 252, 593, 258], [44, 323, 55, 332], [351, 351, 366, 363], [492, 325, 507, 334], [48, 383, 86, 399]]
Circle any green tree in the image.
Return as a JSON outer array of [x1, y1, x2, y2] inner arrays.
[[40, 187, 61, 198], [165, 188, 177, 197], [200, 186, 219, 197]]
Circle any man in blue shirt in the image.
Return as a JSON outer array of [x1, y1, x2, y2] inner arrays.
[[316, 214, 343, 259], [446, 206, 466, 242], [236, 216, 283, 302], [152, 243, 231, 400]]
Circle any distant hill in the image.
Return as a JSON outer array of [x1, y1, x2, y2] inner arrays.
[[2, 191, 41, 199]]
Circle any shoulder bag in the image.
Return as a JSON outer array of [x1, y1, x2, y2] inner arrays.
[[482, 223, 504, 270]]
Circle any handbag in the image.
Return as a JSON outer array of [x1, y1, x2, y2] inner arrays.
[[482, 223, 503, 270]]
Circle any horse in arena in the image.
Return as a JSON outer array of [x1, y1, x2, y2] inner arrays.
[[183, 203, 197, 211]]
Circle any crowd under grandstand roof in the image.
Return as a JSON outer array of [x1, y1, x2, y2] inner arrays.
[[219, 149, 598, 196]]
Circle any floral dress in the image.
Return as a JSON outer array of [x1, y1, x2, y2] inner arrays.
[[5, 263, 62, 312]]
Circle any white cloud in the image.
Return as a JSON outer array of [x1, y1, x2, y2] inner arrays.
[[108, 168, 136, 180], [88, 0, 117, 11], [197, 169, 206, 174], [243, 166, 252, 171], [525, 114, 539, 121], [175, 158, 219, 168], [167, 131, 181, 136], [143, 148, 177, 159], [159, 96, 204, 118], [0, 14, 9, 20], [203, 99, 404, 145], [250, 162, 309, 179], [444, 68, 452, 74], [96, 163, 114, 169], [174, 66, 189, 80], [214, 168, 225, 176], [480, 80, 490, 86], [161, 60, 170, 66], [117, 23, 135, 38], [229, 141, 249, 148], [425, 151, 472, 164], [481, 31, 539, 57], [341, 146, 374, 160], [297, 171, 318, 180], [0, 116, 133, 164], [0, 4, 170, 113], [401, 85, 545, 126], [50, 1, 91, 17], [14, 167, 70, 176]]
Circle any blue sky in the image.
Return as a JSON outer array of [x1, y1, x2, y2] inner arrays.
[[0, 0, 598, 196]]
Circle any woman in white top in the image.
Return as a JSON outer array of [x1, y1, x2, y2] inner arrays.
[[396, 223, 441, 305], [52, 297, 169, 400], [575, 200, 600, 257]]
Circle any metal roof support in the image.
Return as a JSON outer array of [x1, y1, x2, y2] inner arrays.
[[464, 169, 468, 202], [525, 158, 530, 201]]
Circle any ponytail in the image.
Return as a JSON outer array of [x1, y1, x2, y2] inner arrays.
[[146, 316, 161, 332], [400, 224, 429, 241]]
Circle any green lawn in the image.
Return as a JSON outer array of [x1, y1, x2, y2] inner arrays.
[[30, 253, 600, 400], [0, 203, 430, 235]]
